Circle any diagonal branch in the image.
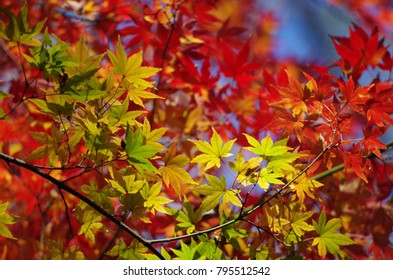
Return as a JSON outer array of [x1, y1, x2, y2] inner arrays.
[[2, 140, 392, 253], [0, 152, 165, 260], [149, 142, 335, 244], [150, 140, 393, 245]]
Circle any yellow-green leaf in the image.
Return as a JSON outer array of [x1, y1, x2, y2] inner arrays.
[[197, 174, 241, 213], [141, 182, 173, 214], [190, 128, 236, 170], [0, 202, 17, 239], [108, 37, 160, 89], [289, 208, 314, 237], [76, 208, 103, 244], [312, 210, 355, 257], [159, 144, 196, 197], [170, 199, 203, 234]]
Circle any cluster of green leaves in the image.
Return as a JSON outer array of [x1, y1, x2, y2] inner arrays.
[[0, 3, 45, 46]]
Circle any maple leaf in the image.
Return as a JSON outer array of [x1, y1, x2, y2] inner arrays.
[[26, 125, 69, 166], [106, 173, 145, 196], [342, 151, 368, 183], [159, 144, 196, 197], [108, 98, 145, 128], [124, 126, 159, 172], [272, 70, 308, 117], [366, 102, 393, 127], [243, 134, 291, 158], [331, 24, 387, 78], [0, 2, 46, 46], [190, 128, 236, 170], [141, 182, 173, 214], [141, 118, 167, 152], [171, 240, 199, 260], [169, 199, 203, 234], [65, 36, 104, 75], [196, 235, 226, 260], [289, 207, 314, 237], [338, 76, 373, 113], [312, 210, 355, 257], [256, 168, 284, 190], [0, 202, 17, 239], [107, 240, 156, 260], [197, 174, 242, 213], [107, 36, 160, 89], [363, 128, 386, 159], [81, 183, 114, 214], [290, 173, 324, 203], [243, 134, 302, 174], [76, 208, 103, 244], [45, 240, 85, 260], [229, 151, 263, 185]]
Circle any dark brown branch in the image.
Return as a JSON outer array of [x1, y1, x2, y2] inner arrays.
[[0, 152, 165, 260], [149, 142, 335, 244]]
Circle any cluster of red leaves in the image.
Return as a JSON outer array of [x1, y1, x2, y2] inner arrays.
[[0, 0, 392, 259]]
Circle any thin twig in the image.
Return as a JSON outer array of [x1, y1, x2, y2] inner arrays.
[[57, 187, 74, 239], [149, 0, 183, 126]]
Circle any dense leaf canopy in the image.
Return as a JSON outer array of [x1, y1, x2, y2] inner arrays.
[[0, 0, 392, 259]]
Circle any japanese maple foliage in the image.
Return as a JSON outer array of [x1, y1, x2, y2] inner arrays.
[[0, 0, 392, 260]]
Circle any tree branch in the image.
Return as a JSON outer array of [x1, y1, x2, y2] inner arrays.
[[149, 141, 335, 244], [0, 152, 165, 260], [312, 140, 393, 181], [1, 139, 392, 254]]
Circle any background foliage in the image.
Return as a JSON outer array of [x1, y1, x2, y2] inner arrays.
[[0, 0, 392, 259]]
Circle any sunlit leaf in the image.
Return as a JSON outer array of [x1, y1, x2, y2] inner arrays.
[[190, 128, 236, 170], [312, 210, 355, 257], [0, 202, 17, 239]]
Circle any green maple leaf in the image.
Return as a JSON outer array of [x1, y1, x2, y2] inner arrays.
[[244, 134, 291, 157], [196, 236, 225, 260], [190, 128, 236, 170], [257, 168, 284, 190], [267, 151, 303, 173], [66, 36, 104, 74], [108, 98, 145, 127], [197, 174, 242, 212], [76, 208, 103, 244], [243, 134, 302, 174], [171, 240, 199, 260], [81, 183, 114, 214], [124, 125, 159, 172], [107, 240, 157, 260], [312, 210, 355, 257], [141, 118, 167, 151], [107, 36, 160, 89], [0, 3, 46, 46], [0, 202, 17, 239], [170, 199, 203, 234], [141, 182, 173, 214], [289, 207, 314, 237]]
